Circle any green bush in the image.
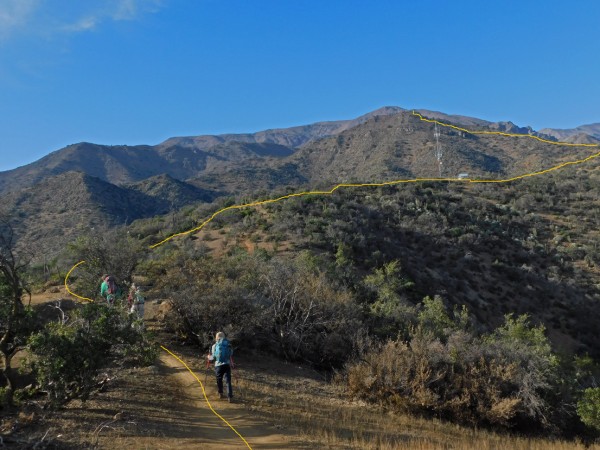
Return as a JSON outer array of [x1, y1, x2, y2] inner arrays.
[[577, 387, 600, 431], [28, 303, 156, 407], [68, 230, 145, 300]]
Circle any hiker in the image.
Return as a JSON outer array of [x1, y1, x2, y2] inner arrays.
[[129, 284, 145, 320], [100, 275, 119, 305], [208, 332, 234, 402], [127, 283, 136, 309]]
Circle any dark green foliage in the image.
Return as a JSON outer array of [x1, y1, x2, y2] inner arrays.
[[27, 303, 157, 407], [256, 178, 600, 359], [363, 260, 416, 338], [0, 220, 36, 407], [577, 388, 600, 431]]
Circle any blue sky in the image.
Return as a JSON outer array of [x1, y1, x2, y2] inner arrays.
[[1, 0, 599, 172]]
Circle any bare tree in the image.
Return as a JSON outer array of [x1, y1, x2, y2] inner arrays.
[[68, 229, 144, 300], [0, 219, 31, 406]]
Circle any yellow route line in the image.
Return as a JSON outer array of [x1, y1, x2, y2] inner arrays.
[[411, 110, 600, 147], [149, 149, 600, 249], [160, 345, 253, 450], [66, 259, 254, 448], [63, 110, 600, 447], [64, 260, 94, 303]]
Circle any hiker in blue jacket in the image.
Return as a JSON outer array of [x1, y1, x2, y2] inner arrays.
[[209, 331, 234, 402]]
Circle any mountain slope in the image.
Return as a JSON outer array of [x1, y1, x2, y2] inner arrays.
[[283, 111, 597, 185], [2, 171, 182, 255], [3, 104, 600, 258], [0, 107, 406, 195], [540, 122, 600, 141], [0, 141, 297, 195], [126, 174, 217, 210], [158, 106, 406, 150]]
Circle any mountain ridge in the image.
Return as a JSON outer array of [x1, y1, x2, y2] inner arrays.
[[3, 106, 598, 196], [4, 106, 600, 256], [540, 122, 600, 141]]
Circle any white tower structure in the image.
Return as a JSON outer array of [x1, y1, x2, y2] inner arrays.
[[433, 122, 443, 177]]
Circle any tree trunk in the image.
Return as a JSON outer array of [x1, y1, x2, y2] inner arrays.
[[0, 350, 15, 407]]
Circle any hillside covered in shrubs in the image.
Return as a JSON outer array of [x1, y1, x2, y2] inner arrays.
[[112, 161, 600, 436], [4, 147, 600, 441]]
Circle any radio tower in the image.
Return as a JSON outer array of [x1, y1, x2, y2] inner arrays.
[[433, 122, 443, 177]]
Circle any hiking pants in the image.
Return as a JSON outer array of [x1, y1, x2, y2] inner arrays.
[[215, 364, 232, 398], [130, 303, 145, 319]]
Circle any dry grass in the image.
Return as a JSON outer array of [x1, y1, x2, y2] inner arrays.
[[233, 355, 599, 450], [7, 303, 598, 450], [8, 344, 599, 449]]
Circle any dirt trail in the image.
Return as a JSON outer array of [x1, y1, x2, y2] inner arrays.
[[155, 350, 295, 449], [23, 289, 303, 449]]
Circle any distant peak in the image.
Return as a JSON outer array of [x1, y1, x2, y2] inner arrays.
[[370, 106, 405, 114]]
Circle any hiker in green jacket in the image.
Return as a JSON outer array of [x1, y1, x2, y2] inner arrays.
[[100, 275, 119, 305]]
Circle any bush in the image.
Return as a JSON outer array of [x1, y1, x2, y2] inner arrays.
[[27, 303, 156, 407], [258, 257, 362, 367], [347, 330, 526, 427], [346, 308, 562, 429], [577, 387, 600, 431], [68, 230, 145, 300], [363, 260, 415, 338], [157, 251, 362, 368]]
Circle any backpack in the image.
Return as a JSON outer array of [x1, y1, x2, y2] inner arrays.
[[134, 291, 144, 304], [107, 276, 117, 295], [214, 339, 232, 364]]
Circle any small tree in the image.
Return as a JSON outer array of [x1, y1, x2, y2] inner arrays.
[[577, 387, 600, 431], [417, 296, 471, 341], [364, 260, 415, 337], [68, 230, 145, 300], [484, 314, 559, 425]]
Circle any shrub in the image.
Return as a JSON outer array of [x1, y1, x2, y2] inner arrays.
[[346, 309, 562, 429], [363, 260, 415, 338], [28, 303, 156, 407], [0, 220, 36, 407], [157, 251, 362, 368], [258, 258, 361, 367], [68, 230, 145, 300], [577, 387, 600, 431]]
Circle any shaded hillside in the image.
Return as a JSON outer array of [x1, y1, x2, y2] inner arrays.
[[0, 141, 299, 195], [2, 171, 181, 256], [126, 174, 217, 210], [0, 143, 162, 194], [189, 161, 308, 196]]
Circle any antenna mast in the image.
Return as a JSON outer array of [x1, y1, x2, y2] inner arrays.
[[433, 122, 443, 177]]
